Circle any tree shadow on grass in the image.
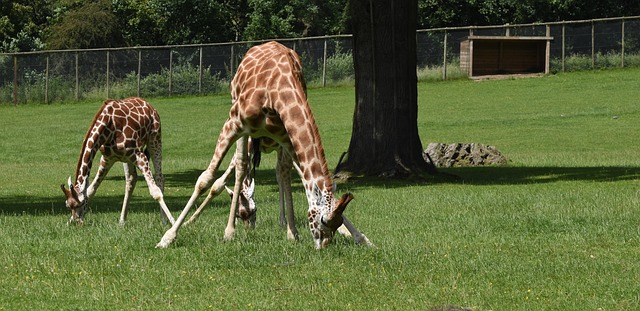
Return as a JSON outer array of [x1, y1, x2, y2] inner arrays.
[[3, 166, 637, 216], [165, 168, 304, 193], [444, 165, 639, 185], [337, 165, 640, 188]]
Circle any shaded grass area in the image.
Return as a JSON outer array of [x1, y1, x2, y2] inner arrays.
[[1, 68, 640, 310]]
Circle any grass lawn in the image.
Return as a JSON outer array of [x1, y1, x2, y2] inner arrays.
[[1, 68, 639, 310]]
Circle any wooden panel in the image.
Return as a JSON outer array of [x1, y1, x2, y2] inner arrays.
[[460, 36, 552, 77], [460, 40, 470, 75]]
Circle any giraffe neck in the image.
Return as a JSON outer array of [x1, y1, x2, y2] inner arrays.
[[280, 98, 333, 195], [73, 103, 109, 193]]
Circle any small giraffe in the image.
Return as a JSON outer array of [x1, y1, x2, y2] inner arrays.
[[60, 97, 175, 225], [182, 137, 298, 240], [157, 41, 371, 249]]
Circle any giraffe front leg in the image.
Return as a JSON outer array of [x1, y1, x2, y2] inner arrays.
[[184, 155, 236, 226], [119, 162, 137, 225], [156, 169, 215, 248], [86, 156, 115, 201], [157, 117, 242, 248], [341, 215, 374, 247], [275, 156, 287, 227]]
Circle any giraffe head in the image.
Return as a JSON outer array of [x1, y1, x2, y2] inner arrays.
[[60, 177, 87, 225], [307, 183, 352, 249], [226, 177, 257, 229]]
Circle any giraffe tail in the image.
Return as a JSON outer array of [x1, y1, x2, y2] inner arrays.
[[250, 137, 262, 177]]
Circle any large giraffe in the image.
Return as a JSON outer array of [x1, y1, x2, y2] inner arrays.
[[183, 137, 355, 242], [157, 41, 372, 249], [60, 97, 175, 225]]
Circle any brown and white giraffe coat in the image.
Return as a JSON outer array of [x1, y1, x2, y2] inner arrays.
[[61, 97, 175, 225], [157, 41, 371, 249]]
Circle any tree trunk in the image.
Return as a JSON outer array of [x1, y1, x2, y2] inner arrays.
[[336, 0, 433, 178]]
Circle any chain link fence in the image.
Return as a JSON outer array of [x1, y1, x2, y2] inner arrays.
[[2, 16, 639, 105]]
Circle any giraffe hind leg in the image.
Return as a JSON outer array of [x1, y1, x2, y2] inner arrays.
[[135, 151, 175, 225], [224, 136, 250, 241], [277, 150, 298, 240], [119, 162, 137, 225], [341, 215, 374, 247]]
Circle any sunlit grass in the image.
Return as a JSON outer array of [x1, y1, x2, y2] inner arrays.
[[1, 68, 640, 310]]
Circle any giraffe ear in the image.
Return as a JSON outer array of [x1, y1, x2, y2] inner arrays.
[[225, 186, 234, 197], [245, 178, 255, 197], [60, 183, 71, 197], [312, 182, 324, 206]]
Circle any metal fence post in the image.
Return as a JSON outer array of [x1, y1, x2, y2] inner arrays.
[[591, 21, 595, 69], [621, 20, 625, 68], [106, 51, 110, 99], [137, 49, 141, 97], [561, 23, 565, 72], [45, 55, 49, 104], [169, 49, 173, 96], [322, 38, 327, 87], [442, 30, 448, 80], [75, 52, 79, 101], [199, 47, 203, 95], [13, 55, 17, 106]]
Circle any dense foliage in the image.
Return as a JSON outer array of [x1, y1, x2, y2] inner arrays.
[[2, 0, 639, 52]]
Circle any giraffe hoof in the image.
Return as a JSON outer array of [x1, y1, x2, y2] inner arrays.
[[287, 230, 299, 241], [223, 228, 235, 241], [156, 230, 177, 248], [355, 235, 375, 247], [337, 225, 352, 237]]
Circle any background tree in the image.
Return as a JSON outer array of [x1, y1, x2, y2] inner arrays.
[[45, 0, 124, 49], [148, 0, 232, 45], [220, 0, 250, 41], [111, 0, 165, 46], [336, 0, 433, 178], [3, 0, 640, 52], [0, 0, 51, 52]]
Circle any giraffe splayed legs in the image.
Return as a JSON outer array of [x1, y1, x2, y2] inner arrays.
[[157, 41, 371, 249], [185, 136, 361, 243], [61, 97, 175, 225], [182, 137, 299, 240]]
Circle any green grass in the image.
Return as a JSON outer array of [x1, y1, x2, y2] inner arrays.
[[1, 68, 640, 310]]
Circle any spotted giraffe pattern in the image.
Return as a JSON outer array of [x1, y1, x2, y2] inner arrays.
[[157, 41, 372, 249], [60, 97, 175, 225]]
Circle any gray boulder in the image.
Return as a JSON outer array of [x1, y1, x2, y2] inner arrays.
[[424, 143, 508, 167]]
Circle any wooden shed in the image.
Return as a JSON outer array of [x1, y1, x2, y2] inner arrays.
[[460, 35, 553, 78]]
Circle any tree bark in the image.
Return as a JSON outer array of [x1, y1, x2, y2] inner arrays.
[[337, 0, 433, 178]]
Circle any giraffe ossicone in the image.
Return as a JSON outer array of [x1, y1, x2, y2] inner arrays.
[[61, 97, 175, 225], [156, 41, 372, 249]]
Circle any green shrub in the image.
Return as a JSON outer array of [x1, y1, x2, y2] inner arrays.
[[417, 58, 468, 82]]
